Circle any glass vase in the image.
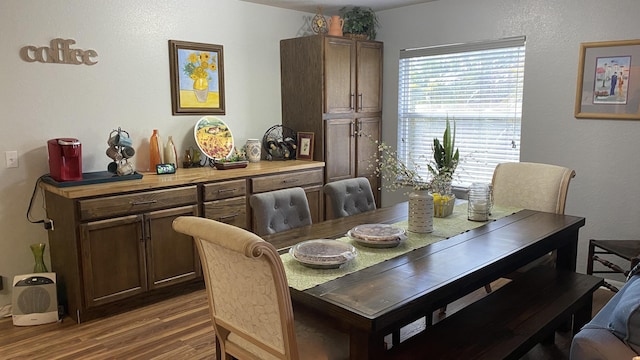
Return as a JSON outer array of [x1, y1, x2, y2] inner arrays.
[[408, 190, 434, 233], [30, 243, 48, 273]]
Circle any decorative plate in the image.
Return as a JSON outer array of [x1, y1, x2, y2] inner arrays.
[[347, 224, 408, 248], [194, 116, 234, 160], [289, 239, 357, 269]]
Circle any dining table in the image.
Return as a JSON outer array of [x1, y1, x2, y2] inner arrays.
[[262, 202, 586, 360]]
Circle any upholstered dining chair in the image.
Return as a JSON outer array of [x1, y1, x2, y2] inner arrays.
[[172, 216, 349, 360], [491, 161, 576, 215], [249, 187, 312, 236], [490, 162, 576, 278], [323, 177, 376, 219], [441, 161, 576, 316]]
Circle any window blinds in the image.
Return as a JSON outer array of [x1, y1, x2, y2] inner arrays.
[[398, 36, 525, 187]]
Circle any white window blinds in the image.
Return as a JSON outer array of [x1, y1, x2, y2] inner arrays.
[[398, 36, 525, 187]]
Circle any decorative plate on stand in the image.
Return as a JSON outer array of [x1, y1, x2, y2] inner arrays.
[[311, 7, 328, 34], [194, 116, 234, 160]]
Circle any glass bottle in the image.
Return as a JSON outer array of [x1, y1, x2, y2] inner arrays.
[[183, 149, 192, 168], [164, 136, 177, 166], [149, 129, 162, 170], [30, 243, 48, 273]]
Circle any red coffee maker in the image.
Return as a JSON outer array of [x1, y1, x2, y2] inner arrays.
[[47, 138, 83, 181]]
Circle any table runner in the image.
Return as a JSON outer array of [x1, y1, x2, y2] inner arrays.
[[282, 204, 522, 291]]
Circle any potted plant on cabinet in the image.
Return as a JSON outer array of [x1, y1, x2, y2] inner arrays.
[[339, 6, 379, 40]]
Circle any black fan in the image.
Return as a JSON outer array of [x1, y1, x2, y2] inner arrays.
[[262, 125, 297, 161]]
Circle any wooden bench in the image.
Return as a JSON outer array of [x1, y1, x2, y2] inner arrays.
[[388, 266, 604, 360]]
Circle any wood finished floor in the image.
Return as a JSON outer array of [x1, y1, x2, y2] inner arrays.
[[0, 280, 615, 360]]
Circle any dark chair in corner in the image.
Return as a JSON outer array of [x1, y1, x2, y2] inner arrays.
[[323, 177, 376, 220], [249, 187, 312, 236], [172, 216, 349, 360]]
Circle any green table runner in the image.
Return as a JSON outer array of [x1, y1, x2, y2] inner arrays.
[[282, 204, 522, 291]]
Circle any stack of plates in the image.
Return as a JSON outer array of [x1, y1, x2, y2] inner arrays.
[[347, 224, 407, 248], [289, 239, 357, 269]]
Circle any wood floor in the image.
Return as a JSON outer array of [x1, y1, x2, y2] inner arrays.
[[0, 280, 615, 360]]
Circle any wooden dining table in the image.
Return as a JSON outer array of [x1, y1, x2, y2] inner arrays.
[[262, 202, 586, 360]]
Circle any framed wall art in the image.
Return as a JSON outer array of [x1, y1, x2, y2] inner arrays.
[[169, 40, 225, 115], [296, 132, 314, 160], [575, 39, 640, 120]]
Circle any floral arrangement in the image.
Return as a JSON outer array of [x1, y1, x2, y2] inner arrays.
[[369, 118, 459, 195], [183, 52, 217, 89]]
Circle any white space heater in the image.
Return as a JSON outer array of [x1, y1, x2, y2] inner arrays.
[[12, 272, 59, 326]]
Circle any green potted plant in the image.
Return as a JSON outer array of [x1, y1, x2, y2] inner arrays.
[[428, 118, 459, 217], [339, 6, 379, 40]]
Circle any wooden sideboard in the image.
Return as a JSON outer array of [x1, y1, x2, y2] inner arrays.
[[40, 160, 324, 323]]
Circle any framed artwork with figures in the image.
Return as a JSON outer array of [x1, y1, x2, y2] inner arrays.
[[575, 39, 640, 120], [169, 40, 225, 115], [297, 132, 314, 160]]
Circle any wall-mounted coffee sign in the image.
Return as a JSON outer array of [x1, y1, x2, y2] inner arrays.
[[20, 38, 98, 65]]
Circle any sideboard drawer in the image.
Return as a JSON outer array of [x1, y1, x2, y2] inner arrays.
[[203, 196, 247, 229], [79, 186, 198, 220], [203, 179, 247, 201], [251, 169, 323, 193]]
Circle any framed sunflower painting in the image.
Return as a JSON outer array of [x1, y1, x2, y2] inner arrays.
[[169, 40, 225, 115]]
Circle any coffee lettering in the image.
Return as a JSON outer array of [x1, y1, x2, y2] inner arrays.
[[19, 38, 98, 65]]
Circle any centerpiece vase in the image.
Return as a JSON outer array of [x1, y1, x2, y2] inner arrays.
[[408, 190, 434, 233], [30, 243, 48, 273]]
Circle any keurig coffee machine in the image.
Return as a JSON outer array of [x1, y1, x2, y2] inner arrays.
[[47, 138, 82, 181]]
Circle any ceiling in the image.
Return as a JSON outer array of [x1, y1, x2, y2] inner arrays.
[[239, 0, 436, 13]]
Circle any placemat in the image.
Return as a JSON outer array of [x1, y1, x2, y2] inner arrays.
[[282, 204, 522, 291]]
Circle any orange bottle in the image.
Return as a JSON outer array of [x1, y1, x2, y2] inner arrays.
[[149, 129, 162, 170]]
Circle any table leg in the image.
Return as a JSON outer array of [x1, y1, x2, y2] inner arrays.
[[556, 230, 578, 272], [349, 329, 386, 360]]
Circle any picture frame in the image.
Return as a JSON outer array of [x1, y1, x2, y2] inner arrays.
[[296, 132, 314, 160], [169, 40, 225, 115], [574, 39, 640, 120]]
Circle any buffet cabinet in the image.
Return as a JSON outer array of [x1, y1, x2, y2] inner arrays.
[[41, 161, 324, 323], [280, 35, 383, 211]]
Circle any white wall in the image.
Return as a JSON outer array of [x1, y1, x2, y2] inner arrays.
[[378, 0, 640, 278], [0, 0, 310, 308]]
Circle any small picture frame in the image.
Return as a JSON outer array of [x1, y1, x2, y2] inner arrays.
[[574, 39, 640, 120], [296, 132, 314, 160], [169, 40, 225, 115]]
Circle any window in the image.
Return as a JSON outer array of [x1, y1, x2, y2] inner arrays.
[[398, 36, 525, 188]]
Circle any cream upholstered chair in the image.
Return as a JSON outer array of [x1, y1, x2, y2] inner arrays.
[[172, 216, 349, 360], [249, 187, 312, 236], [323, 177, 376, 219], [440, 162, 576, 316], [491, 161, 575, 215]]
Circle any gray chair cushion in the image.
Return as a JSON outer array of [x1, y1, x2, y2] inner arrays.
[[324, 178, 376, 218], [249, 187, 312, 236], [608, 278, 640, 353]]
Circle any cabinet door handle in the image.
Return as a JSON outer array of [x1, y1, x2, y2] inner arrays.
[[350, 121, 355, 137], [358, 93, 363, 110], [217, 214, 238, 221], [130, 200, 158, 206], [350, 93, 355, 110], [217, 188, 237, 193], [283, 179, 299, 184], [358, 120, 362, 137]]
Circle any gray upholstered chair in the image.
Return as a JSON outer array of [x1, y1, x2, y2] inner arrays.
[[324, 177, 376, 219], [249, 187, 312, 236], [172, 216, 349, 360]]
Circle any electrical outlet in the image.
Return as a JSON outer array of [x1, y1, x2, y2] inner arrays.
[[5, 150, 18, 168]]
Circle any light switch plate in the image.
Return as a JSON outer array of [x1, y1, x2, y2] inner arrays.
[[5, 150, 18, 168]]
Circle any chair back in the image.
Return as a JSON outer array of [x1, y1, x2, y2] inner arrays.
[[324, 177, 376, 219], [172, 216, 300, 360], [491, 162, 576, 214], [250, 187, 312, 236]]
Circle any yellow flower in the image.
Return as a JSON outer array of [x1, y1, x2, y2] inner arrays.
[[209, 63, 217, 71], [199, 52, 210, 62], [188, 53, 198, 63]]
